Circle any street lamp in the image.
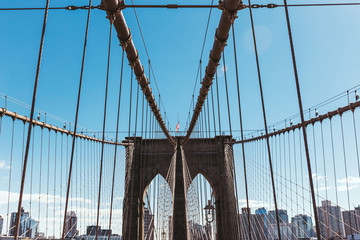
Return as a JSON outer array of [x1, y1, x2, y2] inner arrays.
[[161, 230, 166, 240], [204, 200, 215, 223]]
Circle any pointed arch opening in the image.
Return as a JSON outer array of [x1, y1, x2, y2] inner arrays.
[[143, 174, 172, 240], [186, 173, 216, 240]]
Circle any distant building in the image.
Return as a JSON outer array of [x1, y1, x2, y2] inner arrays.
[[317, 200, 345, 239], [239, 207, 265, 239], [143, 207, 154, 240], [0, 215, 3, 235], [86, 226, 100, 236], [291, 214, 314, 239], [9, 207, 38, 238], [79, 226, 121, 240], [268, 209, 289, 225], [65, 211, 77, 238], [342, 209, 360, 237], [76, 234, 122, 240], [99, 229, 112, 237], [168, 216, 172, 240], [347, 233, 360, 240], [188, 220, 211, 240], [267, 222, 292, 240], [255, 208, 268, 238]]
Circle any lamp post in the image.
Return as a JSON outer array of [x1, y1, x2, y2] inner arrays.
[[204, 200, 215, 223]]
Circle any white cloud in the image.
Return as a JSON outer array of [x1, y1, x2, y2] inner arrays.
[[238, 199, 273, 210], [338, 176, 360, 184], [316, 185, 332, 192], [312, 173, 326, 181], [338, 184, 360, 192], [0, 160, 11, 169], [0, 191, 92, 205], [217, 64, 229, 77]]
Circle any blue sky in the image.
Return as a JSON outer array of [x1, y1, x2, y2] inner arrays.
[[1, 0, 360, 237], [1, 0, 360, 136]]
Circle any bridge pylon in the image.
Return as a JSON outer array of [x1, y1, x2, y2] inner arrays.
[[122, 136, 239, 240]]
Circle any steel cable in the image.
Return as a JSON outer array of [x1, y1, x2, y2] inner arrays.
[[61, 0, 92, 238], [231, 23, 251, 239], [282, 1, 321, 237], [108, 48, 125, 240], [95, 18, 113, 240], [247, 0, 282, 237], [13, 1, 50, 239]]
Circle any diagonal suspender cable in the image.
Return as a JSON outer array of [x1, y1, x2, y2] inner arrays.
[[61, 1, 92, 239], [95, 18, 113, 240], [247, 0, 281, 238], [183, 0, 244, 144], [282, 1, 321, 238], [231, 23, 251, 240], [13, 1, 49, 240], [103, 0, 175, 145], [107, 48, 124, 240]]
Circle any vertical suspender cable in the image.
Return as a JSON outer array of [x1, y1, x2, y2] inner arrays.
[[216, 72, 222, 135], [352, 109, 360, 177], [60, 132, 63, 236], [126, 65, 135, 238], [108, 49, 124, 240], [222, 52, 232, 136], [135, 84, 140, 136], [46, 130, 50, 237], [62, 0, 92, 238], [53, 132, 57, 237], [95, 16, 113, 240], [282, 1, 321, 237], [329, 119, 341, 232], [311, 124, 320, 206], [13, 1, 49, 239], [340, 115, 353, 235], [6, 120, 15, 235], [38, 127, 44, 229], [211, 86, 217, 136], [128, 70, 134, 139], [247, 1, 281, 238], [231, 24, 251, 240], [206, 96, 211, 137]]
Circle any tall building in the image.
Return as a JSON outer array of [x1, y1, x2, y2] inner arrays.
[[267, 222, 292, 240], [291, 214, 314, 238], [342, 210, 360, 237], [255, 208, 268, 238], [0, 215, 3, 235], [268, 209, 289, 225], [188, 220, 211, 240], [317, 200, 344, 239], [143, 207, 154, 240], [82, 226, 120, 240], [9, 207, 38, 238], [65, 211, 78, 238], [87, 226, 100, 236], [239, 207, 265, 240]]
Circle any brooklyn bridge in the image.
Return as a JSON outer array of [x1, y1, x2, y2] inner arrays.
[[1, 0, 360, 239]]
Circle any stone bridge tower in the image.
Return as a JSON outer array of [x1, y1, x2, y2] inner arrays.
[[122, 136, 239, 240]]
